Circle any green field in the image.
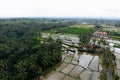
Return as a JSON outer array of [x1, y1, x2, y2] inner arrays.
[[69, 24, 95, 29], [45, 24, 94, 35], [109, 36, 120, 40], [64, 27, 90, 34]]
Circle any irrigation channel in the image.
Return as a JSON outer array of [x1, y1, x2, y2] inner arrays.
[[40, 34, 120, 80]]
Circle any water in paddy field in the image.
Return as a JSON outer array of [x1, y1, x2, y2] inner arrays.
[[45, 52, 102, 80], [41, 34, 102, 80]]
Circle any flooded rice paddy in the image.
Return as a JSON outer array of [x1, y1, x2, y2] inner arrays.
[[42, 34, 102, 80], [45, 52, 102, 80], [42, 34, 120, 80]]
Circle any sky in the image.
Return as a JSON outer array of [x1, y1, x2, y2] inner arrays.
[[0, 0, 120, 18]]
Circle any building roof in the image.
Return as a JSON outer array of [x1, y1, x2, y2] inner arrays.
[[95, 31, 107, 34]]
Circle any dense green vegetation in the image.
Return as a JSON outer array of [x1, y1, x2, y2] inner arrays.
[[0, 18, 79, 80]]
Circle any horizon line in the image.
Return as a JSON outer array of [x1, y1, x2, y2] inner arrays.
[[0, 16, 120, 20]]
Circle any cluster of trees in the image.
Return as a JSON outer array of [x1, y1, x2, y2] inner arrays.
[[0, 18, 78, 31], [78, 28, 94, 46], [101, 46, 119, 80], [0, 18, 71, 80], [95, 24, 103, 30]]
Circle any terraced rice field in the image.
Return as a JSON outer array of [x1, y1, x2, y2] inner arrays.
[[45, 52, 102, 80], [42, 34, 102, 80], [41, 34, 120, 80]]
